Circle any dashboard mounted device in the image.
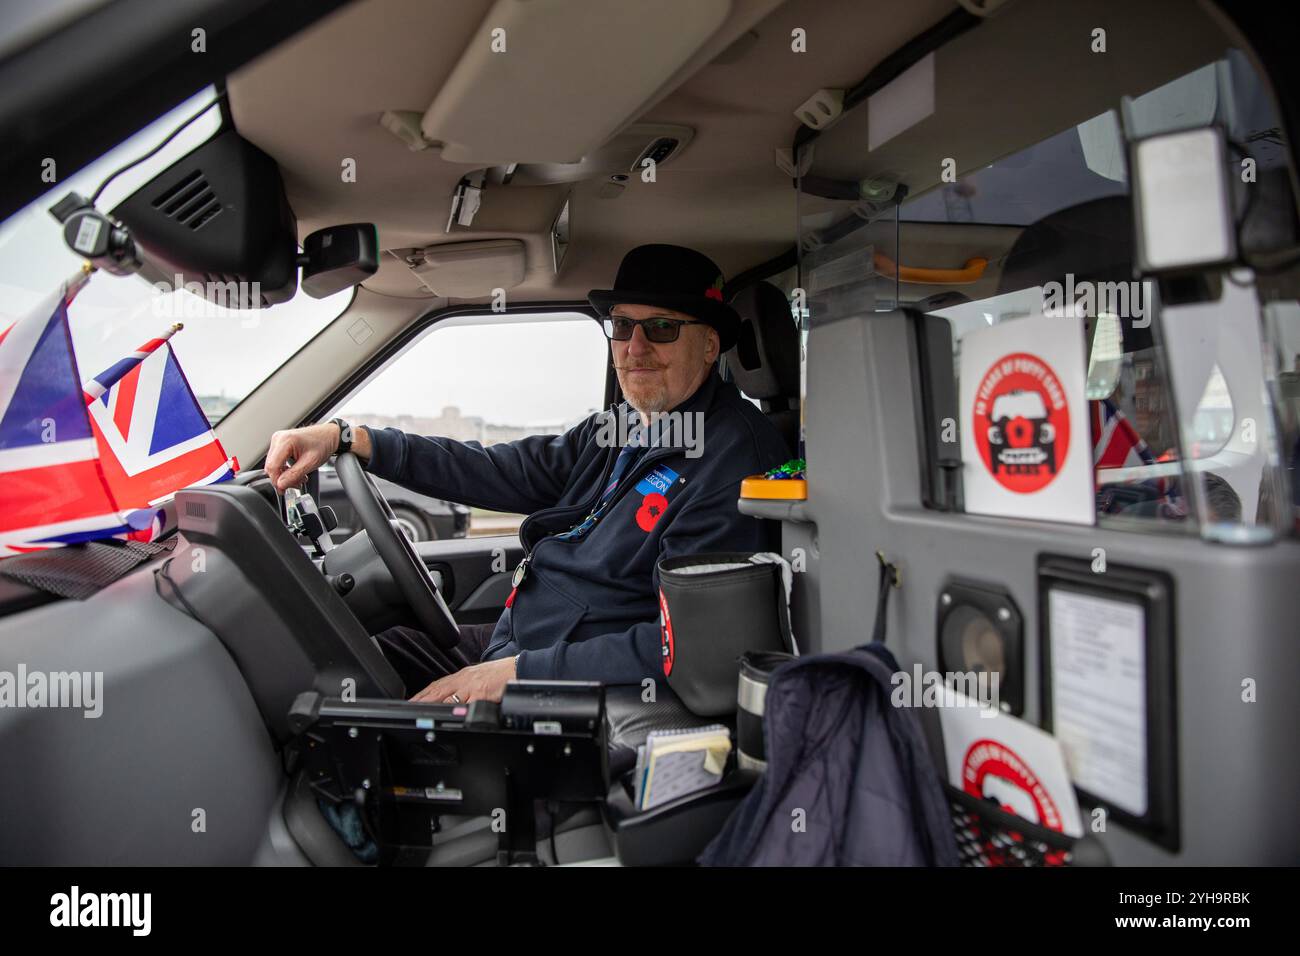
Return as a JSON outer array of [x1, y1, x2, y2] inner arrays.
[[290, 682, 608, 865], [110, 128, 300, 306]]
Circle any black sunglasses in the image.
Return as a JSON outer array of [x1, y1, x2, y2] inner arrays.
[[602, 315, 698, 343]]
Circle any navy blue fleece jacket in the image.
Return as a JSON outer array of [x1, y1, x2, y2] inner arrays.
[[361, 368, 788, 684]]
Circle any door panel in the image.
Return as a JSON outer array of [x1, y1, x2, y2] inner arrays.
[[415, 534, 522, 625]]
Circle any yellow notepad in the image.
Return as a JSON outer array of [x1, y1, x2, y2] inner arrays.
[[637, 725, 732, 810]]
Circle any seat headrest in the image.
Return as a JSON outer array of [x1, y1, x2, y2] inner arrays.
[[997, 195, 1153, 352], [726, 281, 800, 401], [998, 196, 1133, 295]]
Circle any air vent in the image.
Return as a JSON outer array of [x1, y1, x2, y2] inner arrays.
[[152, 170, 223, 230], [185, 500, 207, 519]]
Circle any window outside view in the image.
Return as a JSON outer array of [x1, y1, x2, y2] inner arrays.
[[331, 313, 609, 536]]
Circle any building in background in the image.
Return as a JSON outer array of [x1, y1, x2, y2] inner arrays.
[[345, 405, 575, 446]]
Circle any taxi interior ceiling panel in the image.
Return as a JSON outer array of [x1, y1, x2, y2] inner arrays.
[[417, 0, 736, 166], [807, 0, 1228, 203], [224, 0, 956, 302]]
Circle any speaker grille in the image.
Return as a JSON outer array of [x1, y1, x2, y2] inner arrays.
[[152, 170, 223, 230]]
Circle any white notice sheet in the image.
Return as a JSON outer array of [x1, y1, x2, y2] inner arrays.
[[1049, 588, 1148, 816]]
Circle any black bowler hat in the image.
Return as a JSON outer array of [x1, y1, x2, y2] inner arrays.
[[588, 244, 740, 351]]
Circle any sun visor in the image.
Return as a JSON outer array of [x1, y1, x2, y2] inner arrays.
[[408, 239, 526, 297], [420, 0, 731, 165]]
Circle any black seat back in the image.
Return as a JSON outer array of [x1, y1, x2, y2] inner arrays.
[[726, 281, 801, 456]]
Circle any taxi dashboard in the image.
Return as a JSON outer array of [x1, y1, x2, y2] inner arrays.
[[0, 475, 410, 864]]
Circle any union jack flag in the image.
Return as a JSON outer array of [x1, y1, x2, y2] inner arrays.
[[83, 324, 236, 520], [0, 272, 236, 556], [82, 321, 183, 405], [1090, 397, 1155, 470], [1090, 397, 1183, 516], [0, 279, 129, 554]]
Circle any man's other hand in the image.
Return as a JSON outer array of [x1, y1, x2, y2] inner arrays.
[[266, 422, 370, 492], [411, 657, 517, 704]]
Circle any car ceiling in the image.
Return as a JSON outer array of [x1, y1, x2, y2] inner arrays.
[[225, 0, 960, 304]]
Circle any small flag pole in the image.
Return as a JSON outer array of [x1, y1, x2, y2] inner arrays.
[[82, 322, 185, 406], [64, 261, 96, 305]]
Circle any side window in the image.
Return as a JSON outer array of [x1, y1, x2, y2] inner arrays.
[[330, 312, 607, 538]]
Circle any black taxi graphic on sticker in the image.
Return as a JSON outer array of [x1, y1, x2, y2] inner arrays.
[[972, 352, 1071, 495]]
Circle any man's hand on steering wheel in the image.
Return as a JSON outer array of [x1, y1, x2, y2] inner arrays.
[[266, 422, 462, 659], [266, 422, 371, 492]]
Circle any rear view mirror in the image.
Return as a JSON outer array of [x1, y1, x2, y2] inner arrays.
[[300, 223, 379, 298]]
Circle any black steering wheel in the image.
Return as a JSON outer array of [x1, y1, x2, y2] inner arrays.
[[333, 451, 462, 650]]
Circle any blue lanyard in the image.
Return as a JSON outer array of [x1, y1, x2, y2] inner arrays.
[[554, 442, 645, 541]]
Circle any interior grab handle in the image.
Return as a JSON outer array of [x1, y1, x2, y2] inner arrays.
[[874, 252, 988, 284]]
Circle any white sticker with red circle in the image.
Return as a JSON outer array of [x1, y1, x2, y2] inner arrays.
[[939, 688, 1083, 838], [959, 314, 1094, 524]]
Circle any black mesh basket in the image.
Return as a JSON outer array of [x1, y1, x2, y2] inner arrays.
[[947, 785, 1079, 867]]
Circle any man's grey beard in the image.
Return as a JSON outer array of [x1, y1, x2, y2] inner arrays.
[[619, 377, 669, 416]]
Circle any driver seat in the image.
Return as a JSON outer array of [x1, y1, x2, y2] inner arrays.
[[604, 684, 730, 778], [726, 281, 801, 456]]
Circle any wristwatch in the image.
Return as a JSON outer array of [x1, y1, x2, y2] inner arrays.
[[330, 417, 354, 455]]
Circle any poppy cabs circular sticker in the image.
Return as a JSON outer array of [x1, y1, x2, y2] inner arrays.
[[972, 351, 1071, 494], [962, 738, 1066, 833]]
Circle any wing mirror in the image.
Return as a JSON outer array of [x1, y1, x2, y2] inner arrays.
[[299, 223, 379, 299]]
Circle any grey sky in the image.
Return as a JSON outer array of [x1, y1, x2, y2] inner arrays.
[[336, 315, 608, 426]]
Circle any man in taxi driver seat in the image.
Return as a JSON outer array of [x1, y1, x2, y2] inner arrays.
[[265, 244, 790, 705]]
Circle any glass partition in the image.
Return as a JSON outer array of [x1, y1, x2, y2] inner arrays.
[[793, 3, 1300, 540]]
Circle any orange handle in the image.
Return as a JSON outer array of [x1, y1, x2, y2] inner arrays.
[[874, 252, 988, 285]]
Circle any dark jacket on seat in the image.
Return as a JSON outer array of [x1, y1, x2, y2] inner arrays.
[[699, 643, 960, 866], [362, 368, 789, 684]]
